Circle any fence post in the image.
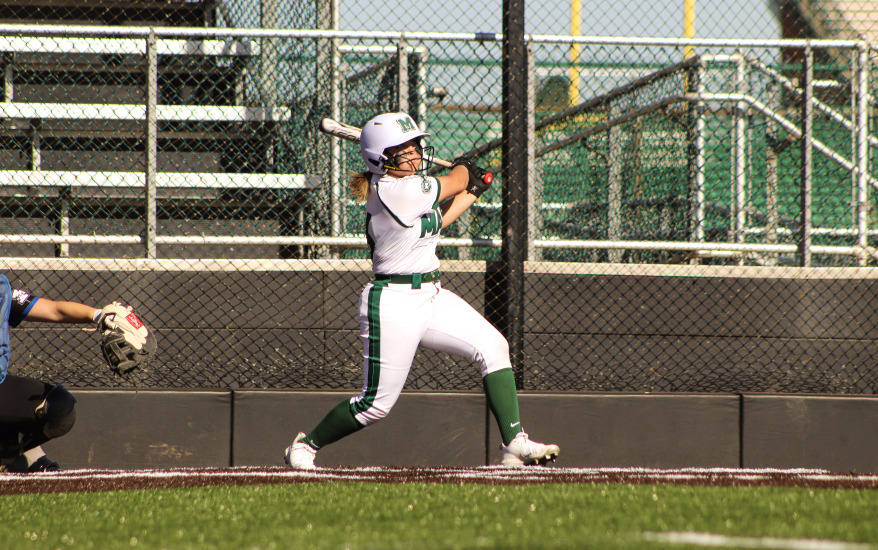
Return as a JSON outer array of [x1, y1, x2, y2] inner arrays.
[[526, 41, 542, 262], [800, 45, 813, 267], [329, 47, 342, 254], [502, 0, 528, 385], [145, 29, 158, 260], [607, 101, 623, 263], [323, 1, 341, 259], [687, 57, 705, 261], [414, 47, 428, 129], [765, 81, 779, 265], [733, 53, 747, 265], [856, 42, 870, 266], [397, 35, 409, 113]]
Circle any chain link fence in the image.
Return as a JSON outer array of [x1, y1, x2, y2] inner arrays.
[[1, 2, 878, 394]]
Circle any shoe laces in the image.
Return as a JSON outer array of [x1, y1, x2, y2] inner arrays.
[[295, 441, 317, 458], [508, 431, 531, 448]]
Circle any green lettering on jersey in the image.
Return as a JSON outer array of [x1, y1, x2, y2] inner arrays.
[[397, 117, 417, 133], [420, 212, 440, 238]]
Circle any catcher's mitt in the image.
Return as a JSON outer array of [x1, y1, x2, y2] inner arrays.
[[98, 302, 156, 375]]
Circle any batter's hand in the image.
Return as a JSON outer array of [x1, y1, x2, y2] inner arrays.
[[451, 157, 493, 197]]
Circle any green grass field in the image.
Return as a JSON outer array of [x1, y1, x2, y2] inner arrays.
[[1, 481, 876, 549]]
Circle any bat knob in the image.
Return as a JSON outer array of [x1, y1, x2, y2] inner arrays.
[[483, 172, 493, 185]]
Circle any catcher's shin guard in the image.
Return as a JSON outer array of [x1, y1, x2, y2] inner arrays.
[[34, 385, 77, 440], [0, 378, 77, 455]]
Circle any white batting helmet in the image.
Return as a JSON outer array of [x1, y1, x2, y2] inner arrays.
[[360, 112, 430, 174]]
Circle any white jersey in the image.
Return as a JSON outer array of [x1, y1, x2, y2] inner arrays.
[[366, 172, 443, 275]]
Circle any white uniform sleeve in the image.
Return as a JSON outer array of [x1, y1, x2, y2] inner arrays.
[[374, 176, 440, 227]]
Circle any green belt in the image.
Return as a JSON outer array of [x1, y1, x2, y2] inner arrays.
[[375, 271, 440, 289]]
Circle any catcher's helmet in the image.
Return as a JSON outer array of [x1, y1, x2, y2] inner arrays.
[[360, 112, 431, 174]]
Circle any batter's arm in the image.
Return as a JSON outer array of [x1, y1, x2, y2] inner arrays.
[[440, 190, 479, 228], [436, 162, 478, 228], [436, 164, 469, 201]]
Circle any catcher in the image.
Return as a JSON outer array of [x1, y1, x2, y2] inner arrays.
[[0, 274, 155, 473]]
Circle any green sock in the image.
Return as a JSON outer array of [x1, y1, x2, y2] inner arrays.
[[304, 399, 364, 450], [483, 369, 522, 445]]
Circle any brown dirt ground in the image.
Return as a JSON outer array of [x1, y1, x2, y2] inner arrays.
[[1, 466, 877, 495]]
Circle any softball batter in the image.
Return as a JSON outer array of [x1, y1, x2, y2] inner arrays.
[[284, 112, 559, 469]]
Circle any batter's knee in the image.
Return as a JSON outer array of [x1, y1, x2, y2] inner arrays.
[[35, 385, 77, 440], [479, 333, 513, 376]]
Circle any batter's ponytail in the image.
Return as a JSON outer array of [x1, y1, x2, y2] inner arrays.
[[348, 170, 371, 202]]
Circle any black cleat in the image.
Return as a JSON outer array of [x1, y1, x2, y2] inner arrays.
[[28, 455, 61, 472], [0, 454, 60, 473]]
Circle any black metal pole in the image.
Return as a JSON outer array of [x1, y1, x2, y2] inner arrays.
[[502, 0, 528, 387]]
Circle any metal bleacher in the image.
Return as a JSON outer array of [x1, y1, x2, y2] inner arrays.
[[0, 2, 322, 258]]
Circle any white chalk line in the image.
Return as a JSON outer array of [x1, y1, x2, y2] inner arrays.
[[642, 531, 875, 550], [1, 466, 877, 485]]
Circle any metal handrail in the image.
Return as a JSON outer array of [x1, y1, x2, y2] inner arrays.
[[535, 91, 878, 190]]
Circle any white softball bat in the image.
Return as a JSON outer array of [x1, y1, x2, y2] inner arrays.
[[319, 117, 454, 168]]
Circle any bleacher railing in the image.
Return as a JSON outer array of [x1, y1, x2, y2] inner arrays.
[[0, 28, 873, 267]]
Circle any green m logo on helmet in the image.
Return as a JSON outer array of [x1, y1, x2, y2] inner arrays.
[[396, 116, 417, 133]]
